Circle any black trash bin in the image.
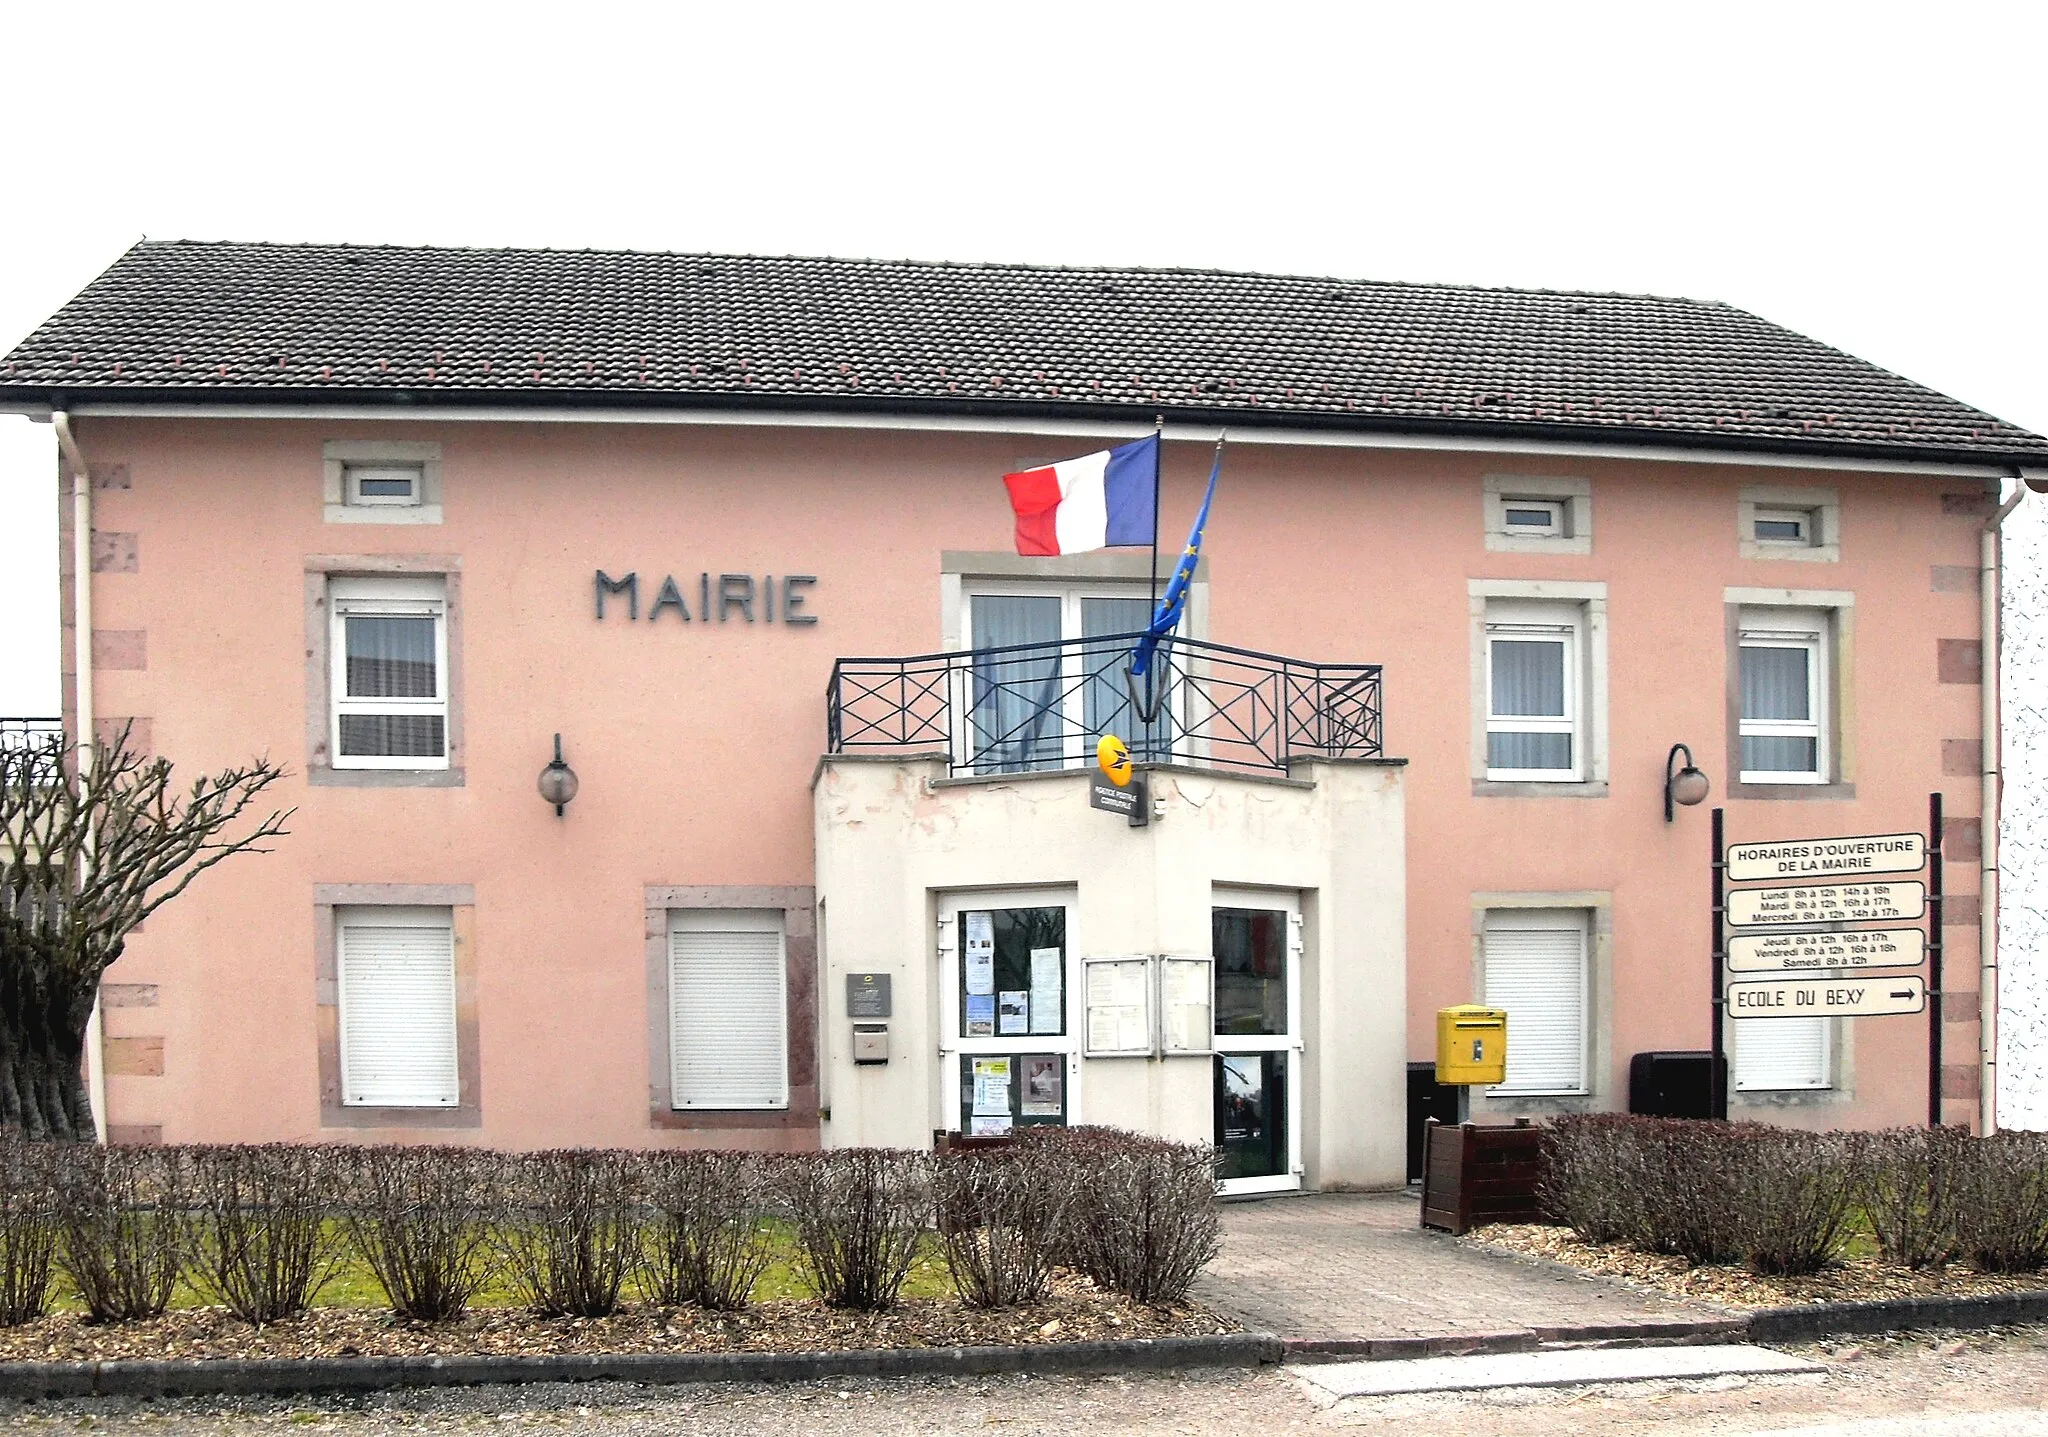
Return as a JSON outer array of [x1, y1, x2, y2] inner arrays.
[[1627, 1050, 1725, 1119]]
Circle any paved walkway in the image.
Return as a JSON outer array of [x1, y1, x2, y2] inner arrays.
[[1193, 1190, 1728, 1342]]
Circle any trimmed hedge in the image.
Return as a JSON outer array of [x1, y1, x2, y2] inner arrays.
[[0, 1127, 1220, 1326], [1542, 1115, 2048, 1277]]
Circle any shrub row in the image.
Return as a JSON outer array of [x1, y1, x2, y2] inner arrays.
[[1542, 1115, 2048, 1276], [0, 1128, 1219, 1328]]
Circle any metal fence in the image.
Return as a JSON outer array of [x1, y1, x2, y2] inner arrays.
[[827, 633, 1382, 778], [0, 717, 62, 751]]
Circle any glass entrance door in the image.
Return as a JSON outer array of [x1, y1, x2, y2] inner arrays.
[[1213, 895, 1302, 1194], [937, 890, 1078, 1138]]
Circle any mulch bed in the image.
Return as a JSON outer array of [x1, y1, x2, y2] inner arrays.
[[1469, 1222, 2048, 1310], [0, 1274, 1231, 1364]]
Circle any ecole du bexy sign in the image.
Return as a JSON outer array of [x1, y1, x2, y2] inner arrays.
[[592, 570, 818, 624]]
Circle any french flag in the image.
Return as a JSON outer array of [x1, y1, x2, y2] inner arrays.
[[1003, 435, 1159, 556]]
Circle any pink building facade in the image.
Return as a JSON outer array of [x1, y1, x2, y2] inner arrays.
[[5, 243, 2045, 1189]]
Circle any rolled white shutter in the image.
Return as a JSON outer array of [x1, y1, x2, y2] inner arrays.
[[1734, 1016, 1829, 1090], [338, 921, 458, 1107], [1483, 925, 1586, 1094], [670, 926, 787, 1109]]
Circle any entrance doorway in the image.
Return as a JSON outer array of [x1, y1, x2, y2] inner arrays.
[[937, 889, 1078, 1137], [1212, 892, 1302, 1195]]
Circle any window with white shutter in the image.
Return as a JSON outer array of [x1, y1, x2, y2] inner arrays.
[[1734, 1016, 1830, 1091], [336, 907, 458, 1108], [1483, 912, 1588, 1095], [668, 910, 788, 1110]]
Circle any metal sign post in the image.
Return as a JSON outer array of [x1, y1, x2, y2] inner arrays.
[[1928, 792, 1945, 1128], [1711, 806, 1727, 1121]]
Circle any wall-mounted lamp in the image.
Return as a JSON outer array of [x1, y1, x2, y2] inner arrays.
[[538, 733, 579, 816], [1664, 742, 1709, 822]]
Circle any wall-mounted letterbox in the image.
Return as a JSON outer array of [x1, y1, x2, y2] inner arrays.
[[852, 1022, 890, 1065], [1435, 1005, 1507, 1086]]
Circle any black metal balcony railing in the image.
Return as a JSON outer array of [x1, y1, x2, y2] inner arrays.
[[0, 718, 63, 751], [827, 633, 1382, 778]]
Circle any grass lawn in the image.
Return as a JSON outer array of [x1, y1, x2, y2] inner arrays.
[[45, 1224, 959, 1314]]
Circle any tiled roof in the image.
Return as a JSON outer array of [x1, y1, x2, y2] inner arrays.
[[4, 240, 2043, 464]]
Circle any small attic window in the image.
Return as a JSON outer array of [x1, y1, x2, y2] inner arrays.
[[1484, 475, 1591, 555], [324, 441, 442, 525], [1502, 500, 1564, 536], [345, 463, 424, 507], [1753, 507, 1815, 545]]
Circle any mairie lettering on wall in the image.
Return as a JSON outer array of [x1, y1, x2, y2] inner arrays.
[[593, 570, 818, 624]]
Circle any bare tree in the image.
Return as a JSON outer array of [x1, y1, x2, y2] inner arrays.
[[0, 729, 290, 1140]]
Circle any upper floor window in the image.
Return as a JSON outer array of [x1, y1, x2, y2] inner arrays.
[[345, 463, 425, 508], [1501, 500, 1565, 537], [330, 576, 449, 769], [1738, 485, 1838, 562], [324, 440, 443, 524], [1752, 507, 1815, 546], [1738, 609, 1827, 784], [1485, 603, 1583, 782], [1483, 475, 1591, 554]]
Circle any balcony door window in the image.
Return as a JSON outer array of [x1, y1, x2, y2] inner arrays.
[[965, 584, 1166, 774]]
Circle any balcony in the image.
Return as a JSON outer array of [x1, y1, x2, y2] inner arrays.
[[826, 632, 1382, 778], [0, 718, 62, 752]]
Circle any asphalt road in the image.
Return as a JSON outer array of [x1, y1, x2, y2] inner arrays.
[[5, 1329, 2046, 1436]]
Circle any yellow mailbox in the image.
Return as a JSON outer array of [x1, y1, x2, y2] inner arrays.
[[1435, 1004, 1507, 1085]]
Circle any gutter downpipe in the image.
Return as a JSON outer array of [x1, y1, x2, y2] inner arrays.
[[50, 411, 107, 1144], [1982, 471, 2034, 1135]]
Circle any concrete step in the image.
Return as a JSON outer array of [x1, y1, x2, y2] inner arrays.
[[1283, 1316, 1750, 1363], [1292, 1342, 1823, 1398]]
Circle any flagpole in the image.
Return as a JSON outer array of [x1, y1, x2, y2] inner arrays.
[[1149, 414, 1164, 622]]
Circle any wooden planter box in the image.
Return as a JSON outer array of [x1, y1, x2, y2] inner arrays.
[[1419, 1117, 1544, 1235]]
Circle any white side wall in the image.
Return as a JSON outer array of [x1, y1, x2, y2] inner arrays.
[[812, 755, 1408, 1188]]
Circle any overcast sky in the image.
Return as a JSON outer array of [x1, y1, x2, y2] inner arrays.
[[3, 0, 2045, 716]]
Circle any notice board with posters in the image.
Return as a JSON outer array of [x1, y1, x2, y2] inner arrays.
[[959, 1053, 1067, 1136]]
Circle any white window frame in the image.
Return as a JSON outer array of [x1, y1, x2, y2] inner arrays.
[[1483, 474, 1592, 554], [323, 439, 444, 524], [1738, 608, 1828, 786], [329, 576, 450, 771], [1485, 602, 1584, 782], [1752, 507, 1815, 546], [667, 908, 789, 1111], [1500, 498, 1565, 537], [335, 905, 459, 1109], [1733, 1014, 1832, 1092], [1738, 484, 1839, 563], [1482, 908, 1590, 1097], [344, 463, 425, 508]]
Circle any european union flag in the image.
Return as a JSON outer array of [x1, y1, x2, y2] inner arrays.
[[1130, 438, 1223, 694]]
